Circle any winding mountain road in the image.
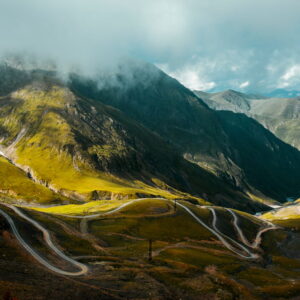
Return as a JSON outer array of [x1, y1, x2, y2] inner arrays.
[[0, 198, 279, 276], [224, 208, 277, 249], [207, 207, 258, 259], [50, 198, 277, 259], [0, 204, 88, 276], [56, 198, 163, 219]]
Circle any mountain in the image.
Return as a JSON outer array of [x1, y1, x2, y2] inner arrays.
[[2, 62, 300, 300], [194, 89, 300, 151], [195, 89, 257, 113], [0, 61, 300, 209], [0, 155, 68, 203], [263, 199, 300, 222], [0, 64, 269, 213], [70, 63, 300, 204]]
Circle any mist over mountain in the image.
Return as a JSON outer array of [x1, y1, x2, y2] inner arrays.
[[4, 57, 297, 207], [0, 62, 269, 211], [69, 62, 300, 203], [2, 0, 300, 92], [1, 1, 300, 299]]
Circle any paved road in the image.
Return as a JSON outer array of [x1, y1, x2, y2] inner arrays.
[[225, 208, 253, 247], [49, 198, 275, 259], [225, 208, 278, 249], [207, 207, 258, 259], [55, 198, 168, 219], [0, 204, 88, 276], [2, 198, 279, 272]]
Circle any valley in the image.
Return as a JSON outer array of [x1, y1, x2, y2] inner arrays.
[[0, 63, 299, 299], [1, 197, 300, 299], [1, 1, 300, 299]]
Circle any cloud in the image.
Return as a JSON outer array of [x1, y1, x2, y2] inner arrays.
[[157, 63, 216, 90], [158, 50, 255, 91], [278, 65, 300, 88], [172, 70, 216, 91], [239, 81, 250, 89], [0, 0, 192, 74], [281, 65, 300, 81], [1, 0, 300, 92]]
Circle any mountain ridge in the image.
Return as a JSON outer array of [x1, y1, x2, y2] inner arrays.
[[0, 62, 299, 211], [1, 62, 300, 300], [0, 67, 270, 212], [69, 63, 300, 203], [194, 88, 300, 151]]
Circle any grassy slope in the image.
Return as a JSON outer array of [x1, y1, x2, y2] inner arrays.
[[0, 66, 284, 213], [0, 156, 66, 203], [1, 78, 268, 212], [26, 199, 145, 215], [0, 84, 210, 204], [261, 203, 300, 239], [57, 201, 300, 298], [262, 203, 300, 221], [2, 199, 300, 299], [70, 67, 300, 204]]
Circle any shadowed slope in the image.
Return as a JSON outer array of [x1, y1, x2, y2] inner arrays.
[[0, 69, 268, 212], [70, 62, 300, 203]]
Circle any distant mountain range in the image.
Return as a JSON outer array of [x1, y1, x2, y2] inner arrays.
[[194, 89, 300, 151]]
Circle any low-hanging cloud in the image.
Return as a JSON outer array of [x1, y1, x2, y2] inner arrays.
[[1, 0, 300, 92]]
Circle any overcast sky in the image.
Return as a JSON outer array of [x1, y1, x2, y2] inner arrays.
[[1, 0, 300, 92]]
